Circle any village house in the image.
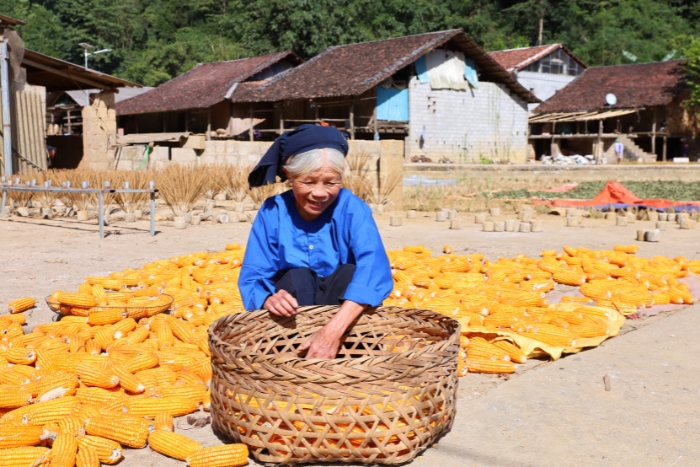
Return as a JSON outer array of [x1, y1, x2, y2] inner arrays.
[[529, 60, 693, 162], [115, 52, 303, 137], [0, 13, 140, 175], [232, 30, 539, 164], [489, 43, 587, 112]]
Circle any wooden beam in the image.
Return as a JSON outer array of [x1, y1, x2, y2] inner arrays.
[[206, 109, 211, 141], [651, 107, 657, 156], [663, 136, 667, 162], [349, 101, 355, 140], [249, 105, 254, 142], [22, 58, 114, 90]]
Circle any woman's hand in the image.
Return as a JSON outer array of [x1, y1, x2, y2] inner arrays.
[[263, 290, 298, 317], [298, 300, 367, 359]]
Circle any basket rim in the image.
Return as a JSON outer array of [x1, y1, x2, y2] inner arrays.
[[208, 305, 460, 367], [45, 293, 174, 314]]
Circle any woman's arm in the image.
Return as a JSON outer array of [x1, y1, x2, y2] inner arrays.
[[298, 300, 366, 359]]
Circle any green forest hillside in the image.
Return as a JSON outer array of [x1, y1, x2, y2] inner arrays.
[[2, 0, 700, 87]]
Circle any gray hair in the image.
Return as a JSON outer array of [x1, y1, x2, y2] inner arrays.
[[284, 148, 346, 180]]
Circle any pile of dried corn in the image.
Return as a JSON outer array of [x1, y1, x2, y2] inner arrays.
[[0, 244, 249, 467], [383, 245, 698, 375], [1, 244, 698, 466]]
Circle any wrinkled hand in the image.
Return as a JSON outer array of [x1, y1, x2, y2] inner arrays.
[[298, 323, 343, 359], [263, 290, 298, 317]]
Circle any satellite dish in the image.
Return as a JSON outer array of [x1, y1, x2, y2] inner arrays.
[[605, 93, 617, 106]]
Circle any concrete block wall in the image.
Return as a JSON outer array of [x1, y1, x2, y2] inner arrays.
[[406, 79, 529, 164], [82, 92, 117, 170]]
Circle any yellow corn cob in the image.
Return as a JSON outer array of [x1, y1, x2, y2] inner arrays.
[[613, 244, 639, 254], [491, 340, 527, 364], [58, 414, 86, 437], [0, 368, 29, 386], [148, 429, 204, 461], [175, 370, 207, 386], [186, 444, 249, 467], [85, 339, 101, 355], [0, 425, 48, 448], [151, 384, 207, 403], [55, 292, 98, 308], [72, 405, 101, 423], [121, 352, 159, 373], [123, 325, 149, 345], [154, 411, 174, 431], [5, 347, 37, 365], [27, 372, 79, 398], [125, 396, 199, 418], [85, 414, 153, 448], [76, 387, 126, 405], [87, 309, 127, 326], [0, 313, 26, 325], [8, 297, 36, 314], [0, 386, 32, 408], [0, 447, 50, 467], [76, 435, 123, 465], [76, 362, 120, 389], [466, 356, 516, 374], [76, 445, 101, 467], [50, 433, 78, 467], [1, 396, 81, 425], [134, 367, 177, 387], [105, 360, 145, 394]]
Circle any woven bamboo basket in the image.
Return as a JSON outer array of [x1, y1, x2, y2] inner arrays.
[[209, 306, 460, 465]]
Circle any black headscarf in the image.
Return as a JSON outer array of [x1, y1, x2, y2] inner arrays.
[[248, 124, 349, 188]]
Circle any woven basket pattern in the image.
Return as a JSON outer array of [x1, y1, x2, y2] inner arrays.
[[209, 306, 460, 464]]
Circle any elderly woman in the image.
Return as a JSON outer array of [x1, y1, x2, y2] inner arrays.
[[238, 124, 393, 359]]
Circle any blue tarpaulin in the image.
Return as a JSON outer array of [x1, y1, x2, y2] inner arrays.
[[376, 87, 409, 122], [464, 58, 479, 89], [415, 56, 430, 84]]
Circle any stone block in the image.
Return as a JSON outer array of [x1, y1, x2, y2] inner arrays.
[[121, 146, 145, 162], [171, 148, 198, 163], [115, 159, 134, 170], [183, 135, 207, 150], [150, 146, 169, 162]]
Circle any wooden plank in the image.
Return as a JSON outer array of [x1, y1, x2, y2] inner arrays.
[[21, 58, 113, 90]]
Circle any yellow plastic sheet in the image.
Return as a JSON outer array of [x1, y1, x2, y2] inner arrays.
[[457, 311, 626, 361]]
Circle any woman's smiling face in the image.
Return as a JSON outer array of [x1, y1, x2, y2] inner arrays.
[[285, 166, 343, 222]]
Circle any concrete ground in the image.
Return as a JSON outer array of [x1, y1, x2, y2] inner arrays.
[[1, 209, 698, 467]]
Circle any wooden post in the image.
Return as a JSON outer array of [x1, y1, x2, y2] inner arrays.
[[596, 119, 603, 163], [66, 109, 72, 135], [314, 103, 319, 123], [349, 101, 355, 140], [206, 109, 211, 141], [279, 102, 284, 135], [651, 107, 657, 156], [373, 106, 378, 136], [663, 135, 667, 162], [249, 105, 254, 142]]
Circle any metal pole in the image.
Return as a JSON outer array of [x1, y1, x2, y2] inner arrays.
[[1, 39, 13, 177], [98, 191, 104, 238], [84, 49, 88, 69], [149, 181, 155, 236]]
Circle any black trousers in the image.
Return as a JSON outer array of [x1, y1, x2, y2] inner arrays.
[[273, 264, 356, 306]]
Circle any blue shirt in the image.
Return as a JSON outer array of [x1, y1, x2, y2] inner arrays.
[[239, 188, 393, 311]]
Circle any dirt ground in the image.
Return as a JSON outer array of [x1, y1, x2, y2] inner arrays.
[[1, 209, 699, 467]]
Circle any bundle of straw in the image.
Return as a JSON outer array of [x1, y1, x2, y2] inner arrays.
[[367, 172, 402, 206], [155, 164, 208, 217], [344, 151, 373, 202], [217, 164, 251, 203], [115, 170, 152, 214]]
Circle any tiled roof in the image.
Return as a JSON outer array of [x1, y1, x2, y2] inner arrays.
[[534, 60, 687, 113], [232, 30, 538, 104], [488, 44, 587, 73], [116, 52, 302, 115]]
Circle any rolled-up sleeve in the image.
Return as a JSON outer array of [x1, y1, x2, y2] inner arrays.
[[342, 211, 393, 307], [238, 205, 279, 310]]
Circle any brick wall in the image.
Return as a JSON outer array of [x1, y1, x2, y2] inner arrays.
[[406, 78, 529, 164]]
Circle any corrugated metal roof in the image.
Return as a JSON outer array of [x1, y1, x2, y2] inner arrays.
[[116, 51, 303, 115], [534, 60, 687, 113], [231, 30, 539, 104], [66, 86, 154, 107]]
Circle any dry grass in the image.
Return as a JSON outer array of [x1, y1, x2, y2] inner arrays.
[[245, 183, 283, 207], [115, 170, 153, 214], [344, 151, 373, 202], [403, 177, 569, 212], [218, 164, 251, 203], [154, 164, 208, 217]]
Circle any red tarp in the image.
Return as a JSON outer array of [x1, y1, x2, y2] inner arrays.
[[534, 181, 700, 211]]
